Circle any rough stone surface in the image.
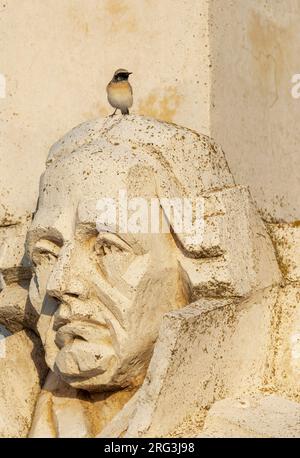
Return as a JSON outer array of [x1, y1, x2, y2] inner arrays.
[[0, 330, 47, 438], [0, 215, 37, 332], [0, 113, 298, 438], [0, 283, 38, 333], [268, 223, 300, 282], [29, 372, 90, 438], [29, 371, 138, 438], [179, 186, 281, 299], [0, 217, 32, 290], [122, 289, 279, 437], [199, 395, 300, 438], [272, 284, 300, 401]]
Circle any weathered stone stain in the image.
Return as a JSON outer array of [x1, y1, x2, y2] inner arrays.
[[104, 0, 137, 33], [138, 86, 182, 122], [248, 11, 291, 103], [83, 103, 110, 120], [68, 4, 90, 36]]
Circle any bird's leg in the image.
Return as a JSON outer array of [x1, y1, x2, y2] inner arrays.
[[109, 108, 118, 117]]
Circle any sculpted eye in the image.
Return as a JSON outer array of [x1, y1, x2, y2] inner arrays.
[[94, 234, 135, 280], [31, 240, 60, 266], [94, 233, 132, 257], [95, 242, 123, 256]]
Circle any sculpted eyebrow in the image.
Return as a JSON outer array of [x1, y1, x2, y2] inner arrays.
[[97, 232, 133, 249], [32, 238, 62, 254]]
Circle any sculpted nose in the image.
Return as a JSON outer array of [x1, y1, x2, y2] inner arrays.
[[46, 241, 89, 301], [48, 276, 88, 300], [53, 302, 71, 329]]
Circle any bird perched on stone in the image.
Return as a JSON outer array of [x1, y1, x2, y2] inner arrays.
[[106, 68, 133, 116]]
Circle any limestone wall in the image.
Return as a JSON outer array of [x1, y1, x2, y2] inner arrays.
[[0, 0, 210, 224], [1, 0, 299, 223], [210, 0, 300, 222]]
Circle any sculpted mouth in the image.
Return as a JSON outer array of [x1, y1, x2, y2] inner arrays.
[[54, 321, 110, 348], [53, 320, 118, 379]]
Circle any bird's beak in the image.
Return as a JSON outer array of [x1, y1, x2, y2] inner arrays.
[[128, 72, 133, 75]]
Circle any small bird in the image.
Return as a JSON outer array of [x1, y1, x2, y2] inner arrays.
[[106, 68, 133, 116]]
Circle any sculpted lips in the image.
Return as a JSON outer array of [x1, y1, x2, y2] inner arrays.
[[54, 321, 118, 379], [55, 321, 110, 348]]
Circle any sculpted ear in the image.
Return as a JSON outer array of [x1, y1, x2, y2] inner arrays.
[[175, 186, 281, 302]]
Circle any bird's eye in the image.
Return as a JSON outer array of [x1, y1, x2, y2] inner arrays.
[[116, 73, 128, 80]]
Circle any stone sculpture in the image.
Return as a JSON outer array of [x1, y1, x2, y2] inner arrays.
[[0, 115, 299, 437]]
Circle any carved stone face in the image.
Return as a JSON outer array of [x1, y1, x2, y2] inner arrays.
[[26, 115, 280, 396], [27, 148, 187, 391]]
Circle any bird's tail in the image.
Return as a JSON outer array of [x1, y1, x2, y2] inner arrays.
[[121, 108, 129, 115]]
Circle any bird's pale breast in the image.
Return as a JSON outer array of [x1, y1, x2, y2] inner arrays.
[[107, 81, 133, 110]]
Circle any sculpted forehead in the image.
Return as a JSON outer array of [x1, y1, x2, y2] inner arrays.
[[38, 137, 176, 208], [40, 148, 130, 206], [28, 144, 163, 248]]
